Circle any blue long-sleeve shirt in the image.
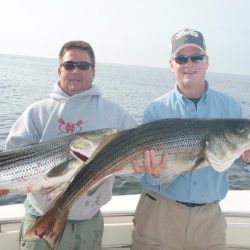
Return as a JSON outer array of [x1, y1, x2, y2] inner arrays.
[[141, 82, 248, 203]]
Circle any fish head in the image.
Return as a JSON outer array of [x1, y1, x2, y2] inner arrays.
[[206, 119, 250, 172], [70, 128, 118, 160], [223, 119, 250, 149]]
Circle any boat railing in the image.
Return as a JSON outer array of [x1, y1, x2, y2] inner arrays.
[[1, 191, 250, 250]]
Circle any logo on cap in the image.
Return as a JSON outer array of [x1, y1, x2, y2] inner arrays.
[[175, 29, 199, 40]]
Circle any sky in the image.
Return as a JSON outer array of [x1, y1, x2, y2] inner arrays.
[[0, 0, 250, 75]]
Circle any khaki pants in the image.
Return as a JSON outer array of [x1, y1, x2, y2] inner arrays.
[[19, 211, 103, 250], [131, 191, 226, 250]]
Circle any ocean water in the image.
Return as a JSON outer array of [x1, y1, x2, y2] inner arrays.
[[0, 54, 250, 205]]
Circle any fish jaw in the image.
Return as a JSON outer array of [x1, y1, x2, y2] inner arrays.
[[206, 149, 242, 172]]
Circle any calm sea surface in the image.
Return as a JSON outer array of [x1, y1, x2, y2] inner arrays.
[[1, 54, 250, 205]]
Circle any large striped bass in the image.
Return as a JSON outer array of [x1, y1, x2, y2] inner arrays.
[[26, 118, 250, 249], [0, 129, 116, 196]]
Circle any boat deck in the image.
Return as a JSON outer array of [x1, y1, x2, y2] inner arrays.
[[0, 190, 250, 250]]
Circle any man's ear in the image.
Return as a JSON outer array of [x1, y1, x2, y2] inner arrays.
[[205, 56, 209, 70], [58, 66, 61, 76], [91, 68, 96, 80], [169, 59, 175, 73]]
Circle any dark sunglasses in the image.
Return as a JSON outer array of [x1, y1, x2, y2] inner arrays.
[[61, 61, 93, 70], [174, 54, 205, 65]]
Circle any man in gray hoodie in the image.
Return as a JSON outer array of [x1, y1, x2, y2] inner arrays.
[[5, 40, 136, 250]]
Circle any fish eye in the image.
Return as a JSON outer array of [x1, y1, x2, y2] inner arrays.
[[236, 126, 247, 134]]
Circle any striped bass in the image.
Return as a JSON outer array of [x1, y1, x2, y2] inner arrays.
[[0, 129, 116, 196], [26, 118, 250, 249]]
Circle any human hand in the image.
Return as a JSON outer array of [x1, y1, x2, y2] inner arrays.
[[132, 150, 168, 177], [242, 149, 250, 164]]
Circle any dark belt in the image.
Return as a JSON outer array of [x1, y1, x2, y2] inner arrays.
[[176, 201, 207, 207], [145, 193, 207, 207]]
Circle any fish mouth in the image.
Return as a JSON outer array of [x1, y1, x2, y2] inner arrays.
[[72, 150, 89, 161]]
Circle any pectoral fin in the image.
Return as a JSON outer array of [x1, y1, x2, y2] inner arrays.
[[47, 159, 82, 177]]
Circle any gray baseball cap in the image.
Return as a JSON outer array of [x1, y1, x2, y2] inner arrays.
[[171, 28, 206, 56]]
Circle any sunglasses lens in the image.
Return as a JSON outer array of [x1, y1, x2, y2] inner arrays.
[[174, 54, 205, 64], [190, 55, 205, 63], [62, 61, 75, 70], [61, 61, 92, 70], [175, 56, 188, 64], [77, 62, 91, 70]]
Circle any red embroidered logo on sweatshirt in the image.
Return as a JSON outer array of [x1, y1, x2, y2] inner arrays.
[[58, 118, 83, 135]]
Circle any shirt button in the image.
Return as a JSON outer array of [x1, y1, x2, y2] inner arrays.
[[193, 182, 196, 185]]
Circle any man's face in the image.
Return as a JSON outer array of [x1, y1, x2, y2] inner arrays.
[[170, 46, 209, 93], [58, 49, 95, 96]]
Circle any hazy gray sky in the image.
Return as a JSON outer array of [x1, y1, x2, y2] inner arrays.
[[1, 0, 250, 75]]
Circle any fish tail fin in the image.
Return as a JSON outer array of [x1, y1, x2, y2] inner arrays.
[[26, 197, 69, 249]]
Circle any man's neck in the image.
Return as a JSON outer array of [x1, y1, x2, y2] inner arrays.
[[177, 81, 206, 98]]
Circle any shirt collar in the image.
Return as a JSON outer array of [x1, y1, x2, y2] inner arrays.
[[174, 80, 210, 105]]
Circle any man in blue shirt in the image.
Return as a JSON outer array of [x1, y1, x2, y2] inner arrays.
[[131, 28, 250, 250]]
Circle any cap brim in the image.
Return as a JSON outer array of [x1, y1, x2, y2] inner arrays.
[[172, 44, 206, 56]]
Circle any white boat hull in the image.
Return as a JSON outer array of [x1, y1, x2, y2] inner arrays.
[[0, 190, 250, 249]]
